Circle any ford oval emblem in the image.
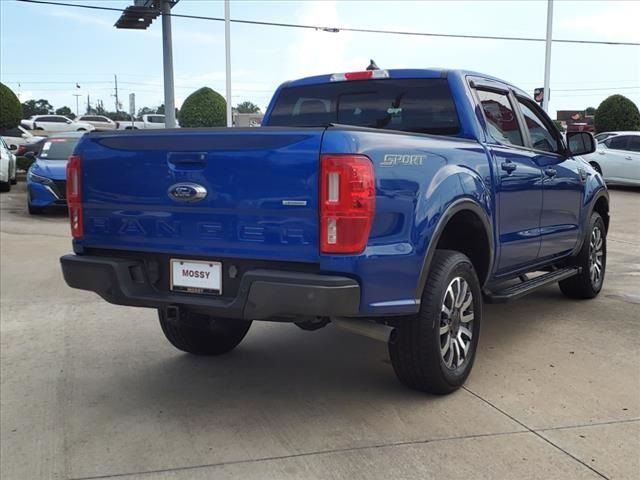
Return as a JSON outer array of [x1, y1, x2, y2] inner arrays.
[[168, 183, 207, 203]]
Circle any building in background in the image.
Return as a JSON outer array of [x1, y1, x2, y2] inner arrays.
[[233, 112, 263, 127], [556, 110, 595, 133]]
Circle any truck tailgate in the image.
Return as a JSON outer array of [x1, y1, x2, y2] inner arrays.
[[75, 128, 324, 262]]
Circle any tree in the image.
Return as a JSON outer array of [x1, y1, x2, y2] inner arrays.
[[179, 87, 226, 127], [137, 106, 156, 117], [21, 99, 53, 118], [585, 106, 596, 116], [594, 95, 640, 133], [55, 106, 75, 119], [0, 82, 22, 130], [235, 101, 261, 114], [552, 120, 565, 133]]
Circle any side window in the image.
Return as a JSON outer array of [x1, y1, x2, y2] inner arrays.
[[607, 136, 629, 151], [517, 99, 560, 153], [627, 136, 640, 153], [476, 90, 523, 146]]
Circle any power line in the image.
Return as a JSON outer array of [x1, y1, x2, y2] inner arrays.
[[16, 0, 640, 47]]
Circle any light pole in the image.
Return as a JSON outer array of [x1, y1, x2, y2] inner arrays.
[[73, 93, 82, 117], [225, 0, 232, 127], [161, 0, 176, 127], [542, 0, 553, 113]]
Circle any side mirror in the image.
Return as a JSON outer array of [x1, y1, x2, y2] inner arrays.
[[21, 133, 28, 138], [567, 132, 596, 156], [24, 151, 36, 160], [67, 120, 73, 124], [9, 144, 18, 152]]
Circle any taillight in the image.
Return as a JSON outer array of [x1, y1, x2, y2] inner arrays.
[[320, 155, 375, 254], [66, 155, 83, 239]]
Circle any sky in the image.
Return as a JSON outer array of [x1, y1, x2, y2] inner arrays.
[[1, 0, 639, 118]]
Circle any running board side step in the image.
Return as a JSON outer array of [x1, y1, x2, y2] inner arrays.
[[484, 267, 581, 303]]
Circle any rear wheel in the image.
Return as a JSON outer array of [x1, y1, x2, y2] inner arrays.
[[0, 181, 10, 192], [158, 309, 251, 355], [559, 212, 606, 299], [389, 250, 482, 394]]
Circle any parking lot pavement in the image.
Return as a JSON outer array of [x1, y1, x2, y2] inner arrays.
[[1, 182, 638, 480]]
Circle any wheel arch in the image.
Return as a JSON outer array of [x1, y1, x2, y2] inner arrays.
[[416, 199, 494, 297]]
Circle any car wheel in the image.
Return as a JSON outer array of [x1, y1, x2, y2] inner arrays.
[[389, 250, 482, 394], [158, 309, 252, 355], [559, 212, 606, 299], [10, 178, 17, 185], [589, 162, 602, 175], [27, 200, 43, 214], [77, 128, 87, 131], [0, 181, 10, 192]]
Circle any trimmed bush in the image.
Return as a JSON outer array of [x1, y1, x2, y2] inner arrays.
[[0, 82, 22, 130], [594, 95, 640, 133], [179, 87, 226, 128]]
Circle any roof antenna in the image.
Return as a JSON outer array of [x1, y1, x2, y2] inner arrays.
[[366, 59, 379, 71]]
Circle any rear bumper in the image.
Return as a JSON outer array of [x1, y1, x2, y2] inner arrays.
[[60, 254, 360, 320]]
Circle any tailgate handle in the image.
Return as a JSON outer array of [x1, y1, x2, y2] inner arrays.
[[167, 152, 207, 170]]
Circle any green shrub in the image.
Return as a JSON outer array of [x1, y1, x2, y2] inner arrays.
[[0, 82, 22, 130], [17, 156, 35, 172], [179, 87, 226, 127], [594, 95, 640, 133]]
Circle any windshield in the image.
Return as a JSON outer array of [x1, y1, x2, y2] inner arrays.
[[268, 78, 460, 135], [38, 137, 80, 160]]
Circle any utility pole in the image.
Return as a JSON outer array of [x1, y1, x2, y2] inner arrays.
[[86, 94, 90, 114], [161, 0, 176, 128], [114, 74, 120, 113], [225, 0, 232, 127], [542, 0, 553, 113]]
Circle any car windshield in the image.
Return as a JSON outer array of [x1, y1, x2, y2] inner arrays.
[[39, 137, 80, 160], [268, 78, 461, 135]]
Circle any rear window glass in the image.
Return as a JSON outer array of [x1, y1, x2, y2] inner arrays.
[[39, 138, 80, 159], [268, 79, 460, 135]]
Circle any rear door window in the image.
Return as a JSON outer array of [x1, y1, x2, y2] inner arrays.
[[476, 90, 523, 146], [269, 79, 460, 135], [627, 136, 640, 152]]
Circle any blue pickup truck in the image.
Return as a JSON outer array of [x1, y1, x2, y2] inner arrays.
[[60, 68, 608, 394]]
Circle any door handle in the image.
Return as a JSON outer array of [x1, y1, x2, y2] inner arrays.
[[167, 152, 208, 170], [625, 156, 633, 161], [544, 167, 557, 177], [501, 161, 517, 174]]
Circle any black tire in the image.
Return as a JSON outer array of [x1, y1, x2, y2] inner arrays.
[[77, 128, 87, 131], [389, 250, 482, 394], [0, 181, 10, 192], [10, 177, 17, 185], [589, 162, 602, 175], [559, 212, 606, 299], [27, 200, 43, 214], [158, 309, 251, 355]]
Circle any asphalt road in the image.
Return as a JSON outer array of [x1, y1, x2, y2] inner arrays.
[[1, 182, 638, 480]]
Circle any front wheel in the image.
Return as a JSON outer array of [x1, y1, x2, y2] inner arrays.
[[389, 250, 482, 394], [559, 212, 606, 299], [158, 309, 251, 355]]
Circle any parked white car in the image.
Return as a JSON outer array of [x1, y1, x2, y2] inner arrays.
[[0, 137, 18, 192], [583, 132, 640, 186], [118, 114, 173, 130], [21, 115, 95, 133], [0, 125, 45, 152], [76, 115, 118, 131]]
